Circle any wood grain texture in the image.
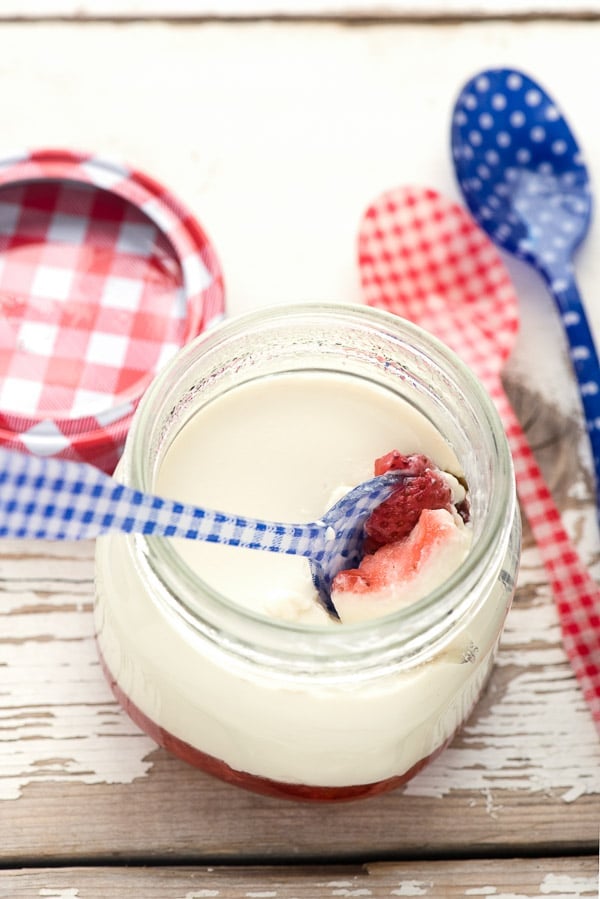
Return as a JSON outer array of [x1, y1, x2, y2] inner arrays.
[[1, 376, 598, 864], [2, 860, 598, 898], [0, 13, 599, 879], [2, 1, 600, 20]]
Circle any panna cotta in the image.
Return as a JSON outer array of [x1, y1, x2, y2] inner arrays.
[[94, 304, 520, 800], [154, 373, 472, 626]]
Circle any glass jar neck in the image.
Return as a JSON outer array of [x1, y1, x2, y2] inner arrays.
[[119, 303, 517, 675]]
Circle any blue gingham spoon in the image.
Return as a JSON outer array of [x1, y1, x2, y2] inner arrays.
[[0, 446, 403, 617], [451, 67, 600, 508]]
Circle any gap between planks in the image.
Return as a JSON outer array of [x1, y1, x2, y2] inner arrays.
[[0, 858, 598, 898]]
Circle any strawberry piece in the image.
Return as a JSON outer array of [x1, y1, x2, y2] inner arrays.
[[332, 507, 472, 623], [333, 508, 459, 595], [364, 452, 452, 551], [374, 450, 428, 477]]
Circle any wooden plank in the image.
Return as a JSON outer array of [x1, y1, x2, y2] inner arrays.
[[0, 16, 598, 866], [0, 376, 598, 863], [2, 1, 600, 20], [2, 860, 599, 897]]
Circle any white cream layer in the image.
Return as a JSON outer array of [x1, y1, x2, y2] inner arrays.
[[155, 372, 469, 624]]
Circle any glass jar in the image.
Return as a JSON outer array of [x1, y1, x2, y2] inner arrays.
[[94, 303, 521, 801]]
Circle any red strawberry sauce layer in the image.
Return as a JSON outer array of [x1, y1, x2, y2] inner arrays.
[[100, 647, 459, 802]]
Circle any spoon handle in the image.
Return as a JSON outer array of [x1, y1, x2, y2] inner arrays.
[[493, 383, 600, 733], [0, 447, 320, 552], [543, 271, 600, 501]]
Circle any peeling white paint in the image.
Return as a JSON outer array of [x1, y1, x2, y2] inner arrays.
[[514, 496, 600, 593], [385, 871, 599, 899], [463, 889, 530, 898], [183, 891, 221, 898], [0, 582, 156, 801], [539, 873, 598, 895], [405, 565, 600, 800], [390, 883, 432, 896], [330, 890, 372, 897], [39, 890, 80, 898], [513, 544, 550, 590], [1, 510, 600, 805], [562, 504, 600, 562]]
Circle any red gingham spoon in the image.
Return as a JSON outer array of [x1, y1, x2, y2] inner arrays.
[[358, 185, 600, 734]]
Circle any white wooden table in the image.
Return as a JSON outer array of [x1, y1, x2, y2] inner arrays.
[[1, 5, 599, 897]]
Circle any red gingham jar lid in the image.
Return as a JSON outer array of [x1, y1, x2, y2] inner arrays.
[[0, 148, 225, 472]]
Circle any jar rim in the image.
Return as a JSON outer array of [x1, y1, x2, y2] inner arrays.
[[121, 302, 517, 665]]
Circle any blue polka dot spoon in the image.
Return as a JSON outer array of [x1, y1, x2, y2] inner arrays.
[[0, 445, 403, 617], [451, 67, 600, 508]]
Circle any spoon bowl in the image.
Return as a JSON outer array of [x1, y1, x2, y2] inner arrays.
[[358, 184, 600, 731], [451, 67, 600, 509], [451, 67, 591, 264], [0, 445, 402, 617], [359, 185, 518, 395]]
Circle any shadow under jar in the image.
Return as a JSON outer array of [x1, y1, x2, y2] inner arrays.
[[94, 303, 521, 802]]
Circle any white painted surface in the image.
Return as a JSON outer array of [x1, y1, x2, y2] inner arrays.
[[0, 20, 589, 424], [0, 576, 155, 801], [3, 865, 598, 896], [0, 18, 597, 877], [1, 1, 600, 18], [0, 18, 595, 789], [2, 539, 598, 800], [38, 890, 81, 898]]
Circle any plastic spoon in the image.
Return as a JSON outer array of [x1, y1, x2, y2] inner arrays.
[[0, 445, 403, 617], [451, 67, 600, 511], [358, 185, 600, 732]]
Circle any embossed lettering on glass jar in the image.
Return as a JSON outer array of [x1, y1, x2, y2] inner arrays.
[[94, 304, 521, 801]]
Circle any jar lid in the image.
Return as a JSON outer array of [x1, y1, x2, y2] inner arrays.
[[0, 148, 225, 471]]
